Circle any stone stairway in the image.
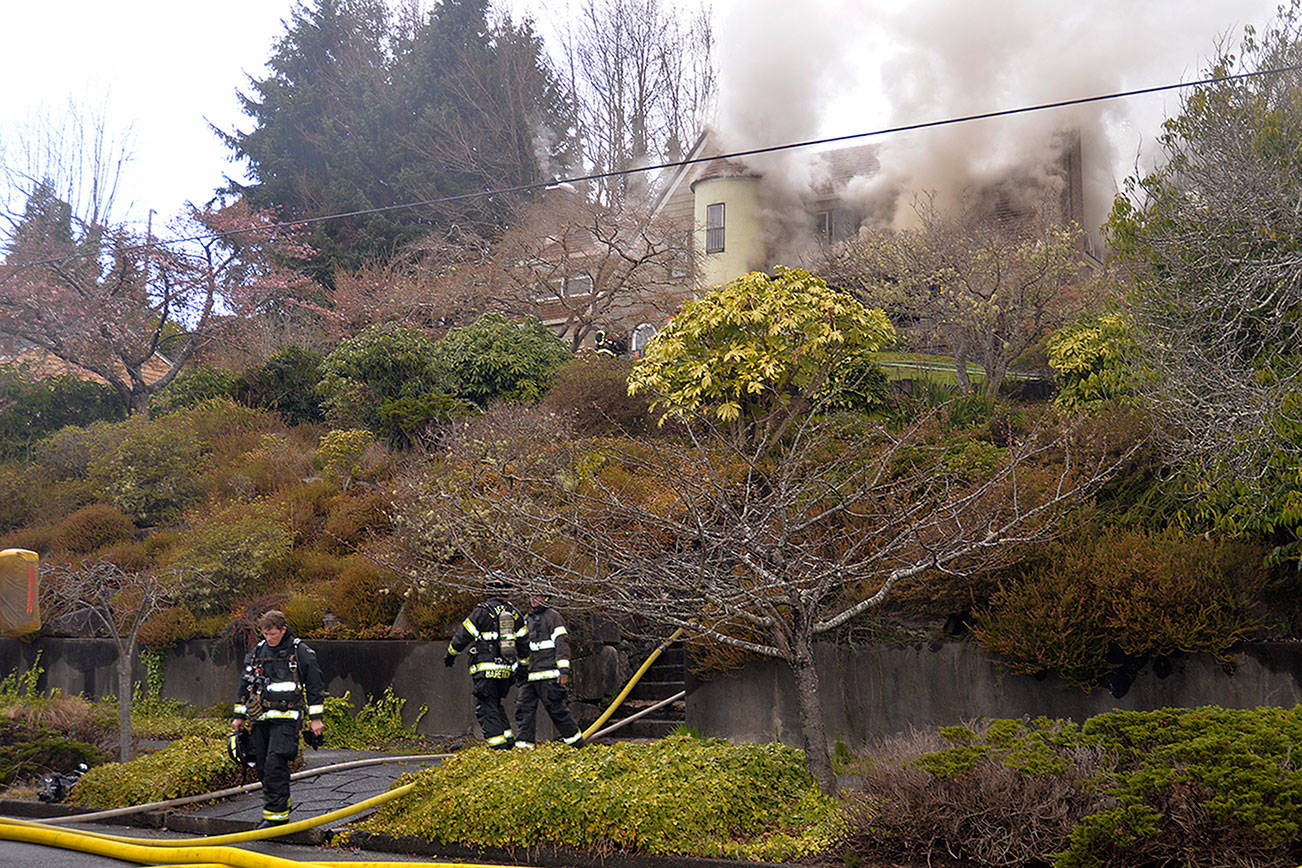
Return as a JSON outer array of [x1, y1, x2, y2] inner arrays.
[[606, 641, 686, 740]]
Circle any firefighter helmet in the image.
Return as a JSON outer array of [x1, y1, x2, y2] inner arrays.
[[227, 730, 255, 768]]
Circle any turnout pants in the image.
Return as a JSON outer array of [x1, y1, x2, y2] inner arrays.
[[514, 679, 582, 747], [249, 719, 300, 822], [471, 674, 514, 748]]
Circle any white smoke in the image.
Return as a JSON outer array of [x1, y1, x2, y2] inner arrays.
[[709, 0, 1278, 237]]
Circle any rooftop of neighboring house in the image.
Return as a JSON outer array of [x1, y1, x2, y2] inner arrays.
[[0, 342, 172, 387]]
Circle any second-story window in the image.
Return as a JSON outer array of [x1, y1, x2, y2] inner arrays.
[[705, 202, 725, 253]]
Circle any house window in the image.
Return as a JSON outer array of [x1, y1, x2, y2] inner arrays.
[[533, 274, 594, 302], [815, 210, 833, 244], [705, 202, 725, 253], [566, 275, 593, 297], [631, 322, 658, 355]]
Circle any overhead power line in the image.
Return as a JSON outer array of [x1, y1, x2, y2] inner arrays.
[[9, 62, 1302, 269]]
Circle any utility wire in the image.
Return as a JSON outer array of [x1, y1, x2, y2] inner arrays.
[[8, 62, 1302, 270]]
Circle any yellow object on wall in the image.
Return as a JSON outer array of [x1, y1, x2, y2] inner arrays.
[[0, 548, 40, 637]]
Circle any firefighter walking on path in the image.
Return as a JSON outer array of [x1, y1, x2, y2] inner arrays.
[[231, 609, 326, 828], [445, 572, 528, 749], [514, 586, 583, 749]]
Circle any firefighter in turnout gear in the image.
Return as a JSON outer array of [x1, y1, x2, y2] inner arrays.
[[444, 572, 528, 749], [514, 587, 583, 748], [231, 610, 326, 827]]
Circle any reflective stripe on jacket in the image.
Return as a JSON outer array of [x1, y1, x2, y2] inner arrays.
[[447, 597, 527, 679], [520, 605, 571, 682], [233, 632, 326, 723]]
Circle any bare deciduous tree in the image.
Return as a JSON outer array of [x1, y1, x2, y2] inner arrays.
[[42, 562, 187, 761], [491, 188, 693, 351], [398, 399, 1138, 794], [0, 200, 317, 414], [1107, 4, 1302, 490], [561, 0, 716, 203], [325, 227, 499, 339], [0, 99, 132, 242]]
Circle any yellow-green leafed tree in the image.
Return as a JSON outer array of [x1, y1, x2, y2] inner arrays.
[[627, 268, 895, 449]]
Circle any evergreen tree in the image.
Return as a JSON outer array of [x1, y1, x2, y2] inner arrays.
[[218, 0, 574, 282]]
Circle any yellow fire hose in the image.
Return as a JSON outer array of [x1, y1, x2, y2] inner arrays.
[[580, 627, 684, 740], [0, 783, 412, 847], [0, 627, 688, 866]]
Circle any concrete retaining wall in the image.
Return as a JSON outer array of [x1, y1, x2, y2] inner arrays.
[[685, 641, 1302, 749], [2, 637, 1299, 746]]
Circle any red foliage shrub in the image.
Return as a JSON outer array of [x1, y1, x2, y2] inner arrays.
[[973, 527, 1271, 686], [322, 490, 392, 555], [138, 605, 200, 648], [52, 503, 135, 555], [542, 355, 652, 436], [328, 558, 402, 630]]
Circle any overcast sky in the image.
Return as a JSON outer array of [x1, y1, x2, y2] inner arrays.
[[0, 0, 1283, 233]]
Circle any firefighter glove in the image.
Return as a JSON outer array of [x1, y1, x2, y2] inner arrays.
[[443, 652, 455, 668]]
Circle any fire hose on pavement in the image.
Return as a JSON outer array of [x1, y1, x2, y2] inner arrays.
[[0, 627, 689, 866]]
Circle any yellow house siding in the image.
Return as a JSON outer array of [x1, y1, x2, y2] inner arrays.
[[692, 174, 765, 289]]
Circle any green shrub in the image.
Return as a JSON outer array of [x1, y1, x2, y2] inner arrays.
[[823, 350, 890, 414], [31, 421, 122, 481], [67, 735, 238, 808], [169, 499, 294, 613], [287, 549, 347, 585], [972, 528, 1270, 687], [51, 503, 135, 554], [1059, 707, 1302, 868], [0, 462, 38, 533], [397, 582, 478, 639], [353, 734, 837, 860], [322, 688, 427, 749], [282, 592, 329, 635], [317, 324, 443, 435], [0, 365, 126, 460], [86, 417, 207, 526], [0, 719, 104, 785], [317, 429, 374, 490], [846, 708, 1302, 868], [1047, 314, 1139, 413], [238, 345, 325, 427], [427, 313, 572, 409], [149, 365, 240, 415], [376, 393, 474, 447]]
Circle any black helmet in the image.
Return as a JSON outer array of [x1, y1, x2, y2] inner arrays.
[[228, 731, 255, 768], [485, 570, 512, 596]]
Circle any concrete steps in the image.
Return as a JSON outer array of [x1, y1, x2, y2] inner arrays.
[[606, 642, 686, 740]]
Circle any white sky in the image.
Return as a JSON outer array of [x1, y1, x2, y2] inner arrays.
[[0, 0, 1284, 233]]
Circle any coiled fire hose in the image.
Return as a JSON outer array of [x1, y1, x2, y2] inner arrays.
[[0, 627, 688, 865]]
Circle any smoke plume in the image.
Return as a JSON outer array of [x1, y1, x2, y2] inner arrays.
[[710, 0, 1277, 238]]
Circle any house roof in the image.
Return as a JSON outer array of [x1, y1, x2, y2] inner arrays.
[[0, 344, 172, 387]]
